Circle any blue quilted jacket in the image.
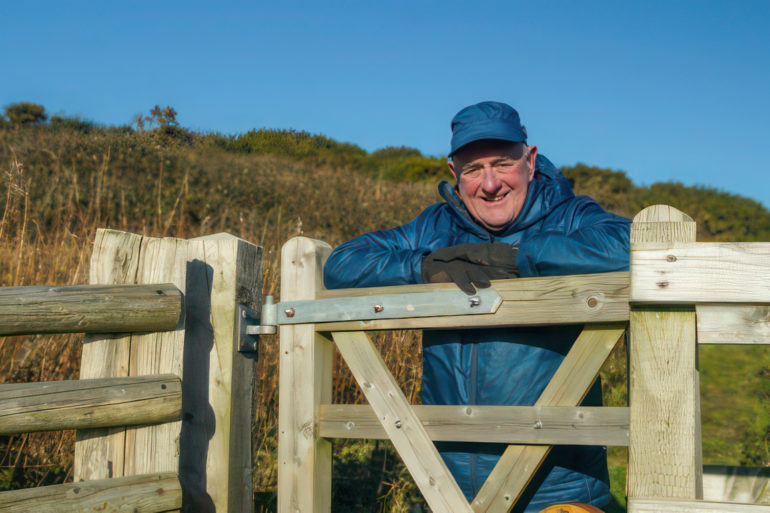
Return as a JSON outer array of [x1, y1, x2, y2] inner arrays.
[[323, 155, 630, 511]]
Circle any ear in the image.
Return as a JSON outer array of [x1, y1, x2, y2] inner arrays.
[[448, 159, 459, 182], [526, 145, 537, 182]]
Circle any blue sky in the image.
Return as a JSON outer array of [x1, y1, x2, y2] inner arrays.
[[2, 1, 769, 207]]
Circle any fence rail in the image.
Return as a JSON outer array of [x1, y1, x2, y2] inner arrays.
[[316, 271, 630, 331], [0, 374, 181, 435], [0, 472, 182, 513], [3, 204, 769, 513], [319, 404, 630, 446], [0, 283, 182, 335]]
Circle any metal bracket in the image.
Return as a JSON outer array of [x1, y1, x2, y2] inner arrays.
[[272, 287, 502, 325], [237, 299, 276, 357]]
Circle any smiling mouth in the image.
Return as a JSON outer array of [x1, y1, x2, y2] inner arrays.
[[482, 192, 509, 202]]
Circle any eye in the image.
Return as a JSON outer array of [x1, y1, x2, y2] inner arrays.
[[461, 167, 482, 177], [496, 161, 517, 172]]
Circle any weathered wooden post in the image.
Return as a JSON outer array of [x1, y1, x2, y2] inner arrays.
[[628, 205, 703, 502], [277, 237, 333, 513], [74, 229, 262, 513]]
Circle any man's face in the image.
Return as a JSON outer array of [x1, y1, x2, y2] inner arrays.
[[448, 139, 537, 232]]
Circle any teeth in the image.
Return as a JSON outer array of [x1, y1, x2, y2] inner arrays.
[[487, 195, 505, 202]]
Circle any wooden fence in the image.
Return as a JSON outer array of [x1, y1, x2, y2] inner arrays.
[[1, 203, 767, 513], [0, 229, 263, 513], [277, 205, 770, 513]]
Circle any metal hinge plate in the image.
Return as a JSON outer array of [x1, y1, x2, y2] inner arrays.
[[270, 287, 502, 325], [237, 304, 274, 357]]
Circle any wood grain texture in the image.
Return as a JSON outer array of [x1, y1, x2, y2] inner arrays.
[[633, 204, 696, 224], [697, 304, 770, 344], [472, 324, 626, 513], [75, 229, 259, 513], [0, 471, 181, 513], [278, 237, 333, 513], [631, 243, 770, 304], [0, 283, 181, 336], [319, 272, 629, 331], [333, 331, 473, 513], [75, 228, 142, 481], [628, 498, 770, 513], [0, 375, 181, 434], [191, 233, 261, 513], [319, 404, 629, 446], [629, 205, 703, 501], [124, 236, 188, 478], [630, 205, 696, 244]]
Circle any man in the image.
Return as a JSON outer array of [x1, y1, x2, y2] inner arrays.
[[323, 101, 630, 512]]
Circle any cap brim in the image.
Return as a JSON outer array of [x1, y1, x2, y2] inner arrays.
[[450, 120, 527, 156]]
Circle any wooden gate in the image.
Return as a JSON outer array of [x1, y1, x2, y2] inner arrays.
[[277, 205, 770, 513]]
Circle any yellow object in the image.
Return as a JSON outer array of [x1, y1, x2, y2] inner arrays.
[[538, 503, 605, 513]]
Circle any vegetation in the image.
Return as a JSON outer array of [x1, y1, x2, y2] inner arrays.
[[0, 102, 768, 512], [3, 102, 47, 126]]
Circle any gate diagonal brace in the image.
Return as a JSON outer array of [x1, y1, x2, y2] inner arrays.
[[241, 288, 503, 354]]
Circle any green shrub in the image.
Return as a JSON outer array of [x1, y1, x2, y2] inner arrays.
[[370, 146, 448, 181], [49, 115, 97, 133], [4, 102, 47, 125]]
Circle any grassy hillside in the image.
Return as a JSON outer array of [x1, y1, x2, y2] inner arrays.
[[0, 111, 768, 511]]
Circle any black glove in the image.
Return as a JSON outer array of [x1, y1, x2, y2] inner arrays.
[[421, 242, 519, 294]]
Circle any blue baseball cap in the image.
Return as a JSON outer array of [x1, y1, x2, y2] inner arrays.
[[449, 101, 527, 157]]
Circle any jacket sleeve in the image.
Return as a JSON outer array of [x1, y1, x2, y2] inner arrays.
[[323, 205, 445, 289], [516, 197, 631, 277]]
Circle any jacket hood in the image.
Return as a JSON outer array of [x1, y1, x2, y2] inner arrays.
[[439, 153, 575, 237]]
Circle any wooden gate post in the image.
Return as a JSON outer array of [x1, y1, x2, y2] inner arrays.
[[628, 205, 703, 501], [277, 237, 333, 513], [75, 229, 261, 513]]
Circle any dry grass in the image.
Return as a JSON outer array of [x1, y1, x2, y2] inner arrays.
[[0, 126, 437, 509]]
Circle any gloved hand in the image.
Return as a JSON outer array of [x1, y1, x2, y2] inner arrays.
[[421, 242, 519, 294]]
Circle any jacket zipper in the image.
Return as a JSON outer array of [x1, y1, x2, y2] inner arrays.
[[469, 341, 479, 494], [468, 230, 492, 495]]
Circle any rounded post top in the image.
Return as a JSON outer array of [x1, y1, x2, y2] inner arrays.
[[633, 205, 694, 223]]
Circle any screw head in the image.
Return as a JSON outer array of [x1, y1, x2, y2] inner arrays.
[[469, 295, 481, 307], [373, 304, 384, 313], [394, 420, 402, 429], [284, 308, 295, 318]]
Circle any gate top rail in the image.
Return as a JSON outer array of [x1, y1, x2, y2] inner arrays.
[[255, 271, 631, 332], [251, 240, 770, 337]]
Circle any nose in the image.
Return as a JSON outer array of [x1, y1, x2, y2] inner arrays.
[[480, 167, 503, 194]]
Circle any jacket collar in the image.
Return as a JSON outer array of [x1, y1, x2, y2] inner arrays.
[[439, 154, 575, 237]]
